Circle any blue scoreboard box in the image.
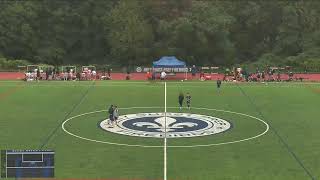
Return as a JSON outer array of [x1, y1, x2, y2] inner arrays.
[[1, 150, 54, 178]]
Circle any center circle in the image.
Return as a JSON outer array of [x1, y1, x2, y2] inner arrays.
[[62, 107, 269, 147], [100, 112, 232, 138]]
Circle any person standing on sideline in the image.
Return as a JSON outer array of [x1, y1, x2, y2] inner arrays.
[[63, 71, 68, 81], [186, 92, 191, 110], [107, 67, 111, 79], [191, 65, 197, 79], [113, 106, 119, 125], [152, 70, 156, 81], [36, 69, 40, 82], [45, 69, 49, 80], [76, 72, 81, 81], [108, 105, 114, 127], [178, 92, 184, 110], [217, 78, 222, 93], [160, 71, 166, 80]]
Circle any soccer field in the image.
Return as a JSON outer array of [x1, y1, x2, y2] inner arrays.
[[0, 80, 319, 180]]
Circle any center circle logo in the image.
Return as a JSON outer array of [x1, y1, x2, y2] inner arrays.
[[100, 113, 232, 138]]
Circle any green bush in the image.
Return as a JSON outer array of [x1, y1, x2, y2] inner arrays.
[[0, 58, 31, 70]]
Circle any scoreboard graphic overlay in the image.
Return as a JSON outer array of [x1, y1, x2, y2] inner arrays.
[[1, 150, 55, 178]]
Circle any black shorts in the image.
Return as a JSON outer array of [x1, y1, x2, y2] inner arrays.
[[109, 115, 114, 121]]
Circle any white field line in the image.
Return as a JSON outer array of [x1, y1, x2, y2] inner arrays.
[[61, 106, 270, 148], [164, 82, 167, 180]]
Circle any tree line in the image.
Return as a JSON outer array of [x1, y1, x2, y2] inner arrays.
[[0, 0, 320, 70]]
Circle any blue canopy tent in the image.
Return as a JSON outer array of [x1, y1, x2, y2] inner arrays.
[[153, 56, 188, 79], [153, 56, 186, 68]]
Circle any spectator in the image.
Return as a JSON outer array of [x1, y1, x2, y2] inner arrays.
[[76, 72, 81, 81], [146, 71, 152, 80], [107, 67, 111, 78], [277, 72, 281, 81], [126, 70, 131, 80], [191, 65, 197, 79], [45, 69, 49, 80], [63, 72, 68, 81], [92, 70, 97, 80], [160, 71, 166, 80], [200, 71, 205, 81], [36, 69, 40, 82], [152, 70, 156, 80]]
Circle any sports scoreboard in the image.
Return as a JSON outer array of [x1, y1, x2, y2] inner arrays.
[[1, 150, 55, 178]]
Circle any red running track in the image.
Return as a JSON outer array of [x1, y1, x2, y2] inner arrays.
[[1, 72, 320, 81], [0, 72, 26, 80]]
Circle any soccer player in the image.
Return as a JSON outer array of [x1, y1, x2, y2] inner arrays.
[[217, 78, 222, 93], [108, 105, 114, 127], [186, 92, 191, 110], [113, 105, 119, 125], [178, 92, 184, 110]]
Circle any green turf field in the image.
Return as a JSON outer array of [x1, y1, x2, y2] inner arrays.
[[0, 80, 319, 180]]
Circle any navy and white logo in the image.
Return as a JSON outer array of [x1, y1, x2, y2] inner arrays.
[[136, 67, 142, 72], [100, 113, 231, 138]]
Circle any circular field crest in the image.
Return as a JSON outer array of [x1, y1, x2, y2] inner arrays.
[[100, 112, 232, 138]]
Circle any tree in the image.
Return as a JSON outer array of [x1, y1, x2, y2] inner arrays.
[[0, 0, 319, 68], [157, 1, 235, 65], [108, 0, 154, 66], [0, 1, 40, 60]]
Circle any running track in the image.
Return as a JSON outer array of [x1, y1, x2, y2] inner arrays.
[[1, 72, 320, 81]]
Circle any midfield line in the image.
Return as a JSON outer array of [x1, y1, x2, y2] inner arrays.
[[164, 81, 167, 180]]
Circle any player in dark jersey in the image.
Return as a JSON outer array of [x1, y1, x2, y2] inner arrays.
[[186, 93, 191, 110], [113, 105, 119, 125], [217, 78, 222, 93], [108, 105, 114, 127], [178, 92, 184, 110]]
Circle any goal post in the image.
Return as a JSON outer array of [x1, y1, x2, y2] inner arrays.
[[61, 66, 77, 73]]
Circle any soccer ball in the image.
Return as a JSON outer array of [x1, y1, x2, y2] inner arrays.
[[181, 80, 184, 82]]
